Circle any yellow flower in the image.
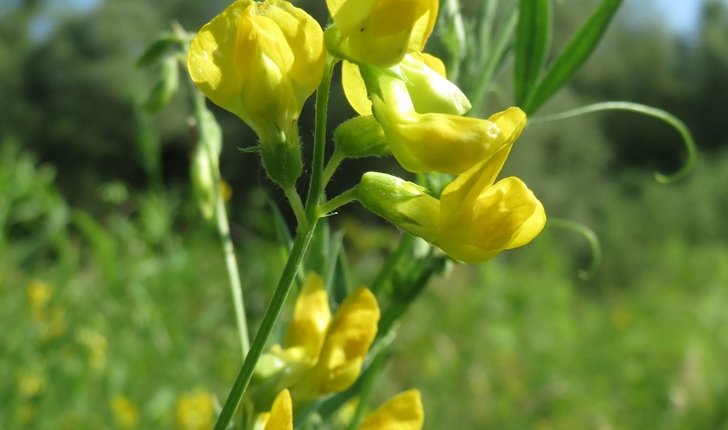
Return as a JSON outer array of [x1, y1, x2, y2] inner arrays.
[[358, 108, 546, 263], [347, 65, 508, 175], [188, 0, 325, 143], [326, 0, 438, 68], [259, 273, 380, 402], [175, 390, 215, 430], [110, 395, 140, 428], [260, 389, 423, 430], [17, 370, 45, 399]]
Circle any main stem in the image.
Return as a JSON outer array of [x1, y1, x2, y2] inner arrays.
[[213, 55, 335, 430], [215, 190, 250, 358]]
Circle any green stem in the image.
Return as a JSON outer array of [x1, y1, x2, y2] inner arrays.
[[322, 150, 344, 189], [317, 187, 358, 217], [305, 55, 337, 222], [213, 229, 315, 430], [215, 188, 251, 358], [344, 351, 384, 430], [528, 101, 697, 183], [284, 187, 309, 232]]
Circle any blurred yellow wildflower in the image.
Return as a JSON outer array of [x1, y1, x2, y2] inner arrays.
[[188, 0, 325, 187], [27, 279, 52, 322], [358, 108, 546, 263], [325, 0, 438, 68], [17, 370, 45, 399], [259, 273, 380, 402], [110, 395, 140, 428], [176, 389, 215, 430], [260, 389, 423, 430]]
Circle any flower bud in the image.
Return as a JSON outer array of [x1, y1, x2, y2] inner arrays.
[[334, 115, 390, 159]]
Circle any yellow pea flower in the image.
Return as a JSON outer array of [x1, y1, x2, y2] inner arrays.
[[260, 389, 423, 430], [325, 0, 438, 68], [257, 273, 380, 403], [291, 286, 380, 400], [348, 65, 509, 174], [189, 0, 324, 142], [358, 109, 546, 263], [277, 272, 331, 370], [188, 0, 325, 188], [110, 395, 140, 429]]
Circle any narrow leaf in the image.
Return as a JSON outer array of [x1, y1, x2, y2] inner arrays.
[[514, 0, 552, 105], [524, 0, 623, 114]]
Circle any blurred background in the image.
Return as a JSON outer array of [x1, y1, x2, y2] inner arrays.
[[2, 0, 728, 428]]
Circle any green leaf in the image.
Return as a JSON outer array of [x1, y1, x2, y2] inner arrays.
[[136, 34, 178, 68], [523, 0, 623, 114], [514, 0, 552, 106]]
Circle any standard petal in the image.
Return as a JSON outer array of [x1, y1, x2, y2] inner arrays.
[[284, 272, 331, 363], [188, 0, 253, 119], [408, 0, 438, 52]]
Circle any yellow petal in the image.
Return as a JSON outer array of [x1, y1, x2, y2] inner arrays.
[[261, 1, 326, 99], [264, 390, 293, 430], [408, 0, 438, 52], [284, 273, 331, 362], [342, 61, 373, 116], [358, 390, 424, 430]]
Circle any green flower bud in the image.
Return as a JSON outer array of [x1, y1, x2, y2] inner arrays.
[[334, 116, 390, 159]]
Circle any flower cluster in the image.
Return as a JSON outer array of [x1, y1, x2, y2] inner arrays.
[[328, 2, 547, 262], [188, 0, 546, 264]]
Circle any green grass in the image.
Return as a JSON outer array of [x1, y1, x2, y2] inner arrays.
[[3, 144, 728, 429]]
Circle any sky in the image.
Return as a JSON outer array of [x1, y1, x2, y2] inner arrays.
[[651, 0, 704, 36]]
